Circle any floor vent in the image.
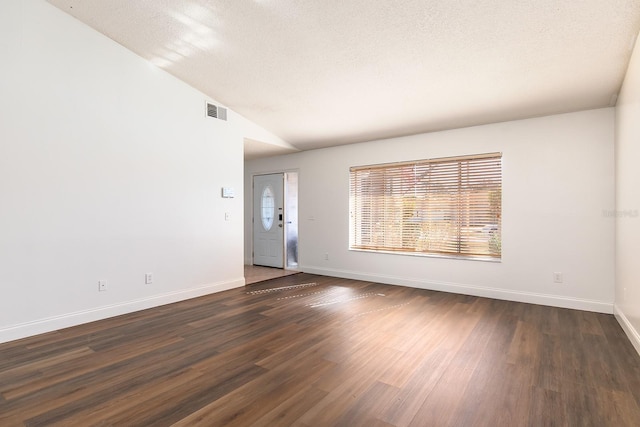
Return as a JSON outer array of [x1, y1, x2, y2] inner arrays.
[[206, 102, 228, 121]]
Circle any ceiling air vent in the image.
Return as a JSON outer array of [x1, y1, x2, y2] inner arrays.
[[206, 102, 228, 121]]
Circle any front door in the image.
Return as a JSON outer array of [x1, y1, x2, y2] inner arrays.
[[253, 173, 284, 268]]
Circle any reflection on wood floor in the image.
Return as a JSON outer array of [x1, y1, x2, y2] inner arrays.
[[244, 264, 299, 285], [1, 273, 640, 425]]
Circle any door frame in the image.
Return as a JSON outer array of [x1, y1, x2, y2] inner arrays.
[[250, 169, 299, 270]]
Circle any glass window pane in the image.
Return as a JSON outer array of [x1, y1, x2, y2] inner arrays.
[[261, 185, 275, 231]]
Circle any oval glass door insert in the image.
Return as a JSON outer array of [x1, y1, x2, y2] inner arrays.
[[261, 185, 275, 231]]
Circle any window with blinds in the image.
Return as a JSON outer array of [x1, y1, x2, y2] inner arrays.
[[349, 153, 502, 260]]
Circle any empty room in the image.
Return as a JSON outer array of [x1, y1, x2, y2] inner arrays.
[[2, 0, 640, 425]]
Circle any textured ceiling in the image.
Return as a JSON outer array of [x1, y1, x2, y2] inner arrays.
[[48, 0, 640, 154]]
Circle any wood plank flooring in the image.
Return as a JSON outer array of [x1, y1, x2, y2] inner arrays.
[[1, 273, 640, 426]]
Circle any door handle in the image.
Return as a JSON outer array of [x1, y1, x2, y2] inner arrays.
[[278, 224, 283, 228]]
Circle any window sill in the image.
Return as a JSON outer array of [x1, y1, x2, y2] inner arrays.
[[349, 247, 502, 263]]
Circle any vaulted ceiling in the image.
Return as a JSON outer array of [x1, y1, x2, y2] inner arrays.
[[49, 0, 640, 156]]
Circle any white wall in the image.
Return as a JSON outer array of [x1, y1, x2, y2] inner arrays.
[[238, 115, 295, 151], [615, 32, 640, 353], [0, 0, 264, 343], [246, 109, 616, 312]]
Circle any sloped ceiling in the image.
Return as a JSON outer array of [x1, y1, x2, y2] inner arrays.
[[48, 0, 640, 154]]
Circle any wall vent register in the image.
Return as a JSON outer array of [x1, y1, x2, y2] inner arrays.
[[206, 102, 228, 121]]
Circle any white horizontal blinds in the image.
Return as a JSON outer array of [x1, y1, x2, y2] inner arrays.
[[349, 153, 502, 259]]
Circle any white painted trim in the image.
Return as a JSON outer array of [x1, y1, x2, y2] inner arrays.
[[300, 266, 613, 314], [0, 278, 245, 345], [614, 305, 640, 356]]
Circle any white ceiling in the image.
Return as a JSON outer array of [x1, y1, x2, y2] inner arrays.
[[48, 0, 640, 156]]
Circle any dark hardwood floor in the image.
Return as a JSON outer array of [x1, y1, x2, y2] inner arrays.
[[1, 273, 639, 426]]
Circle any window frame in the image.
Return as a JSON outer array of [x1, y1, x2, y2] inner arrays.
[[349, 152, 502, 262]]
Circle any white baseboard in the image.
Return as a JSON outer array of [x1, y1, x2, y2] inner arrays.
[[300, 266, 613, 314], [0, 277, 245, 345], [614, 305, 640, 356]]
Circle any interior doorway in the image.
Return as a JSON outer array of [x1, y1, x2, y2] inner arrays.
[[252, 172, 298, 269]]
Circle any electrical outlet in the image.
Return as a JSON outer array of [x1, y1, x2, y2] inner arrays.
[[145, 273, 153, 284], [98, 280, 107, 292], [553, 272, 563, 283], [324, 253, 329, 261]]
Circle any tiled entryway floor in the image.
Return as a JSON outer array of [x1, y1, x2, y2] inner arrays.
[[244, 264, 300, 285]]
